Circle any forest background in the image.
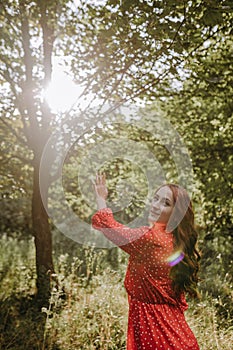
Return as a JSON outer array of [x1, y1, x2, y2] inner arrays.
[[0, 0, 232, 349]]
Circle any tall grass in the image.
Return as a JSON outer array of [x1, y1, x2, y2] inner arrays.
[[0, 235, 232, 350]]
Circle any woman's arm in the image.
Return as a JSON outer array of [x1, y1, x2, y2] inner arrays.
[[93, 173, 108, 210], [92, 208, 149, 254], [92, 173, 149, 254]]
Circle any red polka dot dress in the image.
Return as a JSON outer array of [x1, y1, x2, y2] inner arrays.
[[92, 208, 200, 350]]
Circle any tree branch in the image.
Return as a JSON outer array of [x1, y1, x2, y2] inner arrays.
[[19, 0, 41, 145], [36, 0, 57, 133]]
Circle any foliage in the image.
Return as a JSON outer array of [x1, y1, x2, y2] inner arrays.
[[0, 117, 33, 234], [1, 0, 232, 233], [0, 0, 232, 312], [68, 0, 233, 103], [157, 20, 233, 325], [162, 29, 233, 235], [0, 235, 36, 299]]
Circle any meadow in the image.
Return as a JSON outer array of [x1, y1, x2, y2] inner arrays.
[[0, 234, 232, 350]]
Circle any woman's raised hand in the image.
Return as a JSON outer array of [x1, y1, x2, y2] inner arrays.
[[93, 172, 108, 200]]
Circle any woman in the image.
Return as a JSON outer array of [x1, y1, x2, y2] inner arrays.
[[92, 173, 200, 350]]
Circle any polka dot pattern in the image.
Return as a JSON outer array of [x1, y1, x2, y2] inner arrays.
[[92, 208, 200, 350]]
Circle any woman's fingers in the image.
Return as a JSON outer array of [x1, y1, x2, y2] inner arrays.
[[95, 172, 101, 185], [95, 172, 106, 185], [92, 178, 97, 190], [93, 172, 108, 200], [96, 172, 99, 184], [102, 173, 106, 184]]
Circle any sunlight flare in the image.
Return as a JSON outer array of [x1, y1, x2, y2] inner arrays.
[[44, 70, 81, 112]]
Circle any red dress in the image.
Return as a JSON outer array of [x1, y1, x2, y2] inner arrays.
[[92, 208, 200, 350]]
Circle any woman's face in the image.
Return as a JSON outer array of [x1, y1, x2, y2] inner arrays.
[[148, 186, 174, 225]]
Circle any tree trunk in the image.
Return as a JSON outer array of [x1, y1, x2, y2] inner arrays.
[[32, 160, 54, 305]]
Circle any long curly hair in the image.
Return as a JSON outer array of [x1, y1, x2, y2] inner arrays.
[[162, 184, 201, 299]]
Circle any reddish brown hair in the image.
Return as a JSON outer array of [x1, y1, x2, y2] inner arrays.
[[160, 184, 201, 298]]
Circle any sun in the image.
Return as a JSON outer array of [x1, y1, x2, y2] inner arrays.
[[43, 58, 101, 113], [44, 69, 82, 113]]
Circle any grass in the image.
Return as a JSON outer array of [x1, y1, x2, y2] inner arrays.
[[0, 235, 232, 350]]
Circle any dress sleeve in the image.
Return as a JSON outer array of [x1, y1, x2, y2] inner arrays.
[[92, 208, 149, 255]]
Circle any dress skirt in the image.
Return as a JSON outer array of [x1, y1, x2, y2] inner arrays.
[[127, 295, 200, 350]]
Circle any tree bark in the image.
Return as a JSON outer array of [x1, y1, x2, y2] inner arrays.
[[17, 1, 56, 305], [32, 159, 54, 305]]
